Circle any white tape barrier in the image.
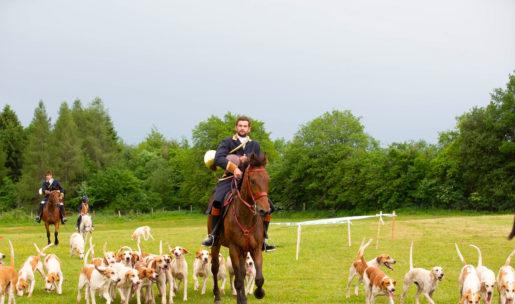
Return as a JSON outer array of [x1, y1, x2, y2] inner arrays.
[[273, 211, 397, 260]]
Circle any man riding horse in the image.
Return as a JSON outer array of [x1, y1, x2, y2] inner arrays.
[[201, 116, 275, 251], [35, 170, 67, 224]]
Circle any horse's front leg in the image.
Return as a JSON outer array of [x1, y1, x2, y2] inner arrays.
[[211, 245, 221, 304], [54, 222, 60, 246], [45, 223, 51, 245], [231, 249, 247, 304], [251, 248, 265, 299]]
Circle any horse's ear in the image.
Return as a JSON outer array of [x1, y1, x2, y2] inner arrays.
[[249, 153, 267, 167]]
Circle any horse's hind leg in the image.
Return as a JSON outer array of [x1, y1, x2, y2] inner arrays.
[[211, 245, 221, 304], [251, 248, 265, 299]]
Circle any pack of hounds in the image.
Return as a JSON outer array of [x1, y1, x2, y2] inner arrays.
[[0, 230, 513, 303], [0, 227, 257, 304], [346, 239, 515, 304]]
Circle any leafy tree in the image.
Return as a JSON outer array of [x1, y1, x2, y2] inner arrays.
[[271, 110, 376, 210], [50, 102, 84, 196], [72, 98, 121, 173], [0, 104, 26, 181], [0, 177, 17, 211], [17, 101, 52, 206]]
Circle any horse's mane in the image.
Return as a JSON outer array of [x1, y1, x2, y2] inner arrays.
[[48, 191, 61, 203], [248, 153, 267, 168]]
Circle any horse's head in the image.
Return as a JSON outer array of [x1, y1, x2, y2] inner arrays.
[[243, 153, 270, 216]]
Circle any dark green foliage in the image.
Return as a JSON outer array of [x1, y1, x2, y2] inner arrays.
[[0, 105, 26, 181], [2, 74, 514, 213]]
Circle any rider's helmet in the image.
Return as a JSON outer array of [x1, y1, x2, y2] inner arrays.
[[82, 195, 89, 202]]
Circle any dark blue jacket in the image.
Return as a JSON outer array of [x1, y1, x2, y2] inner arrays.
[[214, 135, 261, 173], [41, 179, 64, 200]]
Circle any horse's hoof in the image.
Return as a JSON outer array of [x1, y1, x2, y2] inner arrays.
[[54, 241, 59, 246], [214, 301, 221, 304], [254, 288, 265, 299]]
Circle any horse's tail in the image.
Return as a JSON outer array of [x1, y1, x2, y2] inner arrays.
[[8, 240, 14, 267]]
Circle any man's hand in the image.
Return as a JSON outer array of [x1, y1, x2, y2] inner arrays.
[[234, 168, 243, 179], [239, 155, 248, 164], [44, 190, 50, 195]]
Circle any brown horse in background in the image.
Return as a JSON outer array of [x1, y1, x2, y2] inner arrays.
[[209, 153, 270, 304], [42, 191, 61, 245]]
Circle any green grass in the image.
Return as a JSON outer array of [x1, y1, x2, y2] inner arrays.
[[0, 212, 513, 303]]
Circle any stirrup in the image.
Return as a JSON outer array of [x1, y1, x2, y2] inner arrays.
[[35, 216, 41, 223], [201, 234, 215, 247]]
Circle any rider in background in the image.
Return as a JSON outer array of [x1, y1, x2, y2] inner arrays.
[[35, 170, 67, 224], [201, 116, 275, 251], [76, 195, 90, 230]]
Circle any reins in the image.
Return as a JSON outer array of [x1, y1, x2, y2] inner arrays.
[[230, 165, 268, 237]]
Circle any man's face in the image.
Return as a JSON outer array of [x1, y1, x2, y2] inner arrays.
[[45, 174, 52, 182], [235, 120, 251, 137]]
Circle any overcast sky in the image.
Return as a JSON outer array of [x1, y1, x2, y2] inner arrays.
[[1, 0, 514, 145]]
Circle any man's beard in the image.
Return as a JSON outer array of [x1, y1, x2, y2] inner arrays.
[[237, 131, 248, 137]]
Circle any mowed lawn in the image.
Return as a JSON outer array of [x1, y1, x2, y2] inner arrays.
[[0, 213, 513, 304]]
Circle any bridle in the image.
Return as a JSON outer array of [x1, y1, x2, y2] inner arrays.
[[233, 166, 268, 214], [231, 165, 269, 236]]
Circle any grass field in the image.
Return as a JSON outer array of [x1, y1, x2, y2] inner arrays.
[[0, 212, 513, 303]]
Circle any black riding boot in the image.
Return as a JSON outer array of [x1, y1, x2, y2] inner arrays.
[[58, 205, 67, 224], [201, 215, 220, 247], [35, 203, 44, 223], [263, 221, 276, 252]]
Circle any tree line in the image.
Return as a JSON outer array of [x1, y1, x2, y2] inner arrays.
[[0, 74, 513, 213]]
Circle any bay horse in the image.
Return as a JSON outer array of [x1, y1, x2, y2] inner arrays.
[[209, 153, 270, 304], [42, 190, 61, 245]]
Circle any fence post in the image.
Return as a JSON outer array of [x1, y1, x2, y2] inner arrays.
[[391, 211, 396, 240], [347, 220, 352, 247], [296, 224, 302, 261]]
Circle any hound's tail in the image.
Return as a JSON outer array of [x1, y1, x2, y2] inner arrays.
[[504, 249, 515, 266], [84, 243, 95, 266], [33, 243, 52, 257], [8, 240, 14, 267], [469, 245, 482, 268], [89, 236, 95, 258], [409, 241, 414, 270], [357, 239, 373, 264], [455, 243, 466, 265], [159, 240, 163, 255]]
